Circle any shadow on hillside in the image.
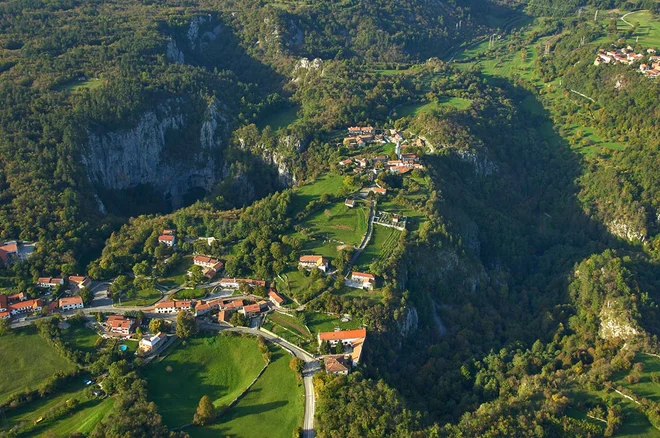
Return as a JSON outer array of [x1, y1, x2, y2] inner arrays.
[[367, 74, 652, 422]]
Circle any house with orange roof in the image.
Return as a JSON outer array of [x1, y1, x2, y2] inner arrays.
[[59, 296, 84, 312], [0, 241, 19, 265], [348, 272, 375, 290], [298, 255, 329, 273], [7, 292, 26, 304], [158, 229, 176, 247], [37, 277, 64, 289], [323, 355, 350, 375], [318, 328, 367, 366], [154, 300, 192, 314], [68, 275, 91, 290], [106, 315, 138, 335], [0, 311, 10, 320], [195, 300, 220, 317], [9, 299, 44, 316], [241, 302, 262, 317], [268, 290, 286, 308], [218, 310, 232, 324]]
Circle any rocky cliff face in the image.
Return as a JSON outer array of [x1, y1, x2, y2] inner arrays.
[[83, 98, 228, 209]]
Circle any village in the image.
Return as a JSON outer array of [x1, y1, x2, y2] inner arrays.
[[0, 124, 433, 377], [594, 45, 660, 78]]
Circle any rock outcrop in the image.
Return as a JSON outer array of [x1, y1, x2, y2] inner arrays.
[[83, 98, 228, 209]]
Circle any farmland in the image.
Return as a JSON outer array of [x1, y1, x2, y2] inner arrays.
[[298, 201, 368, 245], [0, 326, 75, 403], [193, 347, 304, 438], [144, 333, 266, 428], [356, 226, 402, 270], [290, 173, 349, 214]]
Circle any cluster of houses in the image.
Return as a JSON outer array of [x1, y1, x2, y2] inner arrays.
[[193, 255, 224, 279], [36, 275, 91, 292], [318, 328, 367, 375], [343, 126, 380, 147], [594, 46, 660, 78], [0, 293, 44, 319]]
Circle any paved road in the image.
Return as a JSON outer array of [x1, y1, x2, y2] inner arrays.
[[200, 323, 320, 437], [344, 199, 376, 276]]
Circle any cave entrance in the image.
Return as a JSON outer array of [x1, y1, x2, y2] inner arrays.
[[182, 186, 208, 207]]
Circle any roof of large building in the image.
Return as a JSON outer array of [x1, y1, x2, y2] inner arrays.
[[243, 303, 261, 313], [37, 277, 63, 285], [68, 275, 90, 285], [9, 299, 43, 311], [59, 296, 83, 306], [268, 290, 285, 304], [352, 272, 375, 280], [107, 315, 134, 329], [155, 300, 192, 309], [158, 235, 175, 241], [324, 355, 350, 373], [318, 328, 367, 341]]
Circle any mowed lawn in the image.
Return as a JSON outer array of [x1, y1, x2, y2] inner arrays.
[[195, 348, 304, 438], [145, 333, 265, 428], [118, 287, 161, 306], [306, 312, 363, 337], [25, 396, 115, 438], [158, 255, 193, 287], [61, 324, 100, 355], [0, 326, 74, 403], [300, 201, 368, 245]]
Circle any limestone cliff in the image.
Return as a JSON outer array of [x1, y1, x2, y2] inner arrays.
[[83, 98, 228, 209]]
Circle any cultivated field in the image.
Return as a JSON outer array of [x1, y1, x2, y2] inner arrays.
[[357, 226, 402, 269], [290, 173, 348, 214], [0, 326, 75, 403]]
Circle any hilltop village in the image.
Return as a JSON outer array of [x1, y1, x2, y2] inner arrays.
[[594, 45, 660, 77], [0, 123, 432, 384]]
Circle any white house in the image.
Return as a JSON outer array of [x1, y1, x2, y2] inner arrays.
[[318, 328, 367, 366], [68, 275, 91, 290], [59, 296, 84, 312], [154, 300, 192, 314], [349, 272, 375, 290], [194, 300, 220, 317], [139, 333, 167, 352], [9, 299, 44, 316], [37, 277, 64, 289], [158, 229, 176, 247], [298, 255, 329, 273]]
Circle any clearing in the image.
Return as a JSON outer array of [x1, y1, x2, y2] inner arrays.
[[158, 255, 193, 287], [145, 332, 266, 428], [0, 326, 75, 403], [290, 173, 348, 214], [194, 347, 304, 438]]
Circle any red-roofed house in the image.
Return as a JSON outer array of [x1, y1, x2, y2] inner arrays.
[[350, 272, 375, 290], [7, 292, 26, 304], [318, 328, 367, 366], [158, 229, 176, 247], [298, 255, 329, 273], [9, 299, 44, 316], [323, 355, 350, 375], [154, 300, 192, 314], [59, 296, 84, 312], [0, 241, 19, 265], [268, 290, 286, 308], [106, 315, 137, 335], [241, 303, 262, 317], [0, 311, 10, 320], [195, 300, 220, 317], [37, 277, 64, 289], [68, 275, 91, 290], [218, 310, 232, 324]]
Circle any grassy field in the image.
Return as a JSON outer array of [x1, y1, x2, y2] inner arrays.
[[55, 77, 104, 93], [299, 201, 368, 245], [616, 354, 660, 403], [61, 324, 99, 355], [306, 312, 362, 337], [145, 333, 265, 428], [256, 105, 300, 131], [595, 11, 660, 48], [158, 255, 193, 287], [356, 226, 401, 270], [267, 311, 311, 339], [0, 326, 75, 403], [172, 287, 207, 299], [196, 347, 304, 438], [395, 96, 472, 117], [290, 173, 347, 214], [25, 396, 115, 437], [118, 287, 161, 306], [277, 268, 329, 302]]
